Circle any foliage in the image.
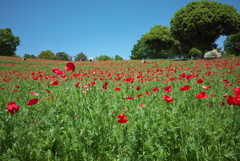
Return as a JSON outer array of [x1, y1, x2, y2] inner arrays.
[[96, 55, 112, 61], [170, 1, 240, 58], [23, 53, 37, 59], [204, 49, 222, 58], [189, 48, 201, 58], [224, 32, 240, 56], [0, 28, 20, 56], [54, 52, 70, 61], [74, 52, 87, 61], [38, 50, 54, 59], [143, 25, 174, 59], [0, 56, 240, 160], [130, 36, 154, 60], [114, 55, 123, 60]]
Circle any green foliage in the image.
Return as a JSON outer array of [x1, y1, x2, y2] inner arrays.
[[170, 1, 240, 58], [96, 55, 112, 61], [114, 55, 123, 60], [23, 53, 37, 59], [189, 48, 201, 58], [0, 28, 20, 56], [143, 25, 174, 59], [38, 50, 54, 59], [54, 52, 70, 61], [74, 52, 87, 61], [130, 36, 154, 60], [224, 32, 240, 56]]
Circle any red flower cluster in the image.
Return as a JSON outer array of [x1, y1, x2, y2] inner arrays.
[[116, 113, 128, 124], [7, 102, 20, 114], [196, 92, 208, 99], [162, 95, 174, 103], [52, 67, 63, 75]]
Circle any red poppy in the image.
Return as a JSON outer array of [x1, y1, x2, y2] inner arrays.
[[15, 85, 20, 88], [196, 92, 208, 99], [136, 86, 140, 90], [226, 95, 240, 105], [52, 67, 63, 75], [196, 79, 204, 84], [210, 94, 217, 97], [180, 85, 191, 91], [202, 85, 213, 90], [152, 87, 159, 92], [162, 95, 174, 103], [145, 91, 151, 95], [50, 80, 59, 86], [45, 89, 51, 94], [13, 90, 18, 92], [75, 82, 80, 88], [30, 92, 39, 96], [115, 88, 121, 91], [27, 98, 39, 105], [7, 102, 20, 114], [65, 63, 75, 71], [163, 85, 172, 93], [136, 94, 143, 98], [116, 113, 128, 124], [126, 96, 134, 100]]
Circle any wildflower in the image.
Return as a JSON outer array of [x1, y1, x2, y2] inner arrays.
[[50, 80, 58, 86], [45, 89, 51, 94], [196, 92, 208, 99], [116, 113, 128, 124], [163, 85, 172, 93], [180, 85, 191, 91], [65, 62, 75, 71], [162, 95, 174, 103], [52, 67, 63, 75], [7, 102, 20, 114], [152, 87, 159, 92], [27, 98, 39, 105], [196, 79, 204, 84], [114, 88, 121, 91], [126, 96, 134, 100]]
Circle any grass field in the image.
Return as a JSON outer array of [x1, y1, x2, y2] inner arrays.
[[0, 56, 240, 161]]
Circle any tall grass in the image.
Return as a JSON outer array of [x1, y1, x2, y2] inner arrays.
[[0, 56, 240, 160]]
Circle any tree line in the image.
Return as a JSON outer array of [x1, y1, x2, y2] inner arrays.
[[1, 1, 240, 60], [130, 1, 240, 59]]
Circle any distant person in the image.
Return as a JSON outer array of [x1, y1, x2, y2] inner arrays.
[[22, 57, 26, 61], [90, 59, 92, 61], [142, 59, 146, 63]]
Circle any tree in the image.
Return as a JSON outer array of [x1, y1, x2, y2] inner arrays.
[[143, 25, 174, 59], [170, 1, 240, 58], [23, 53, 37, 59], [38, 50, 54, 59], [0, 28, 20, 56], [96, 55, 112, 61], [54, 52, 70, 61], [114, 55, 123, 60], [74, 52, 87, 61], [224, 32, 240, 56], [189, 48, 201, 58], [130, 36, 154, 60]]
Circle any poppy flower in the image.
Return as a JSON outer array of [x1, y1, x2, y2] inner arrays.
[[50, 80, 58, 86], [180, 85, 191, 91], [15, 85, 20, 88], [196, 92, 208, 99], [145, 91, 151, 95], [196, 79, 204, 84], [136, 94, 143, 98], [65, 63, 75, 71], [7, 102, 20, 114], [152, 87, 159, 92], [126, 96, 134, 100], [162, 95, 174, 103], [27, 98, 39, 105], [115, 88, 121, 91], [163, 85, 172, 93], [136, 86, 140, 90], [52, 67, 63, 75], [116, 113, 128, 124], [45, 89, 51, 94], [202, 86, 212, 90], [75, 82, 80, 88], [30, 92, 39, 96]]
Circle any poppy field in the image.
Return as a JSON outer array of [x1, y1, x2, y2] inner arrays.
[[0, 56, 240, 160]]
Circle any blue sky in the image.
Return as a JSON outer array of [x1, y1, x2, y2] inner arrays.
[[1, 0, 239, 60]]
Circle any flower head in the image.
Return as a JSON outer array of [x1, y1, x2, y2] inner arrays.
[[7, 102, 20, 114]]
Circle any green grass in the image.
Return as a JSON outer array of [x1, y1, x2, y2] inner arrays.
[[0, 56, 240, 160]]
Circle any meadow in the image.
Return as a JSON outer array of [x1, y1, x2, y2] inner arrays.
[[0, 56, 240, 161]]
